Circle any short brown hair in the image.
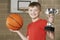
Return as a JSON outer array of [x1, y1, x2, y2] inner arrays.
[[29, 2, 41, 11]]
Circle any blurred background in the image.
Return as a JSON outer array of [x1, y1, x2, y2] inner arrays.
[[0, 0, 60, 40]]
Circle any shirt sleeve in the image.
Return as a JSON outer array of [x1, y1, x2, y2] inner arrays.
[[42, 20, 47, 29]]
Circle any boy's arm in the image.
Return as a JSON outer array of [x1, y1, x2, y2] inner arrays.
[[9, 29, 28, 40], [47, 31, 55, 40], [46, 14, 55, 40], [16, 31, 28, 40]]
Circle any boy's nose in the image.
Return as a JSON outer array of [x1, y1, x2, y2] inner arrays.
[[31, 11, 35, 13]]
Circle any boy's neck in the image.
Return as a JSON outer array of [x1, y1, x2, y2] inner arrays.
[[32, 17, 40, 22]]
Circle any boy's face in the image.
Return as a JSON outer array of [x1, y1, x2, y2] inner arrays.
[[28, 6, 40, 19]]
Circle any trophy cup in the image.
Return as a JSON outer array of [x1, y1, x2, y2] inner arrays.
[[45, 8, 58, 32]]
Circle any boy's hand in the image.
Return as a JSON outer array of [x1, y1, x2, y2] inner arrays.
[[9, 29, 27, 40], [47, 14, 54, 23], [47, 31, 55, 40], [45, 14, 55, 32]]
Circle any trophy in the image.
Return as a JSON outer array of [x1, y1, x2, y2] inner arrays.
[[45, 8, 58, 32]]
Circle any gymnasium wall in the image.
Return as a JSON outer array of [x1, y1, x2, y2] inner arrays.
[[0, 0, 60, 40]]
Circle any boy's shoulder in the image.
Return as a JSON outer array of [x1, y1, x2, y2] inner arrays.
[[40, 19, 47, 22], [40, 19, 47, 25]]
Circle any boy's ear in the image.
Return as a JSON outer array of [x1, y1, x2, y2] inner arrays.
[[39, 10, 41, 13], [40, 8, 41, 11]]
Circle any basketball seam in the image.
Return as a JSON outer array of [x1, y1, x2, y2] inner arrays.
[[8, 23, 20, 30], [9, 16, 22, 27]]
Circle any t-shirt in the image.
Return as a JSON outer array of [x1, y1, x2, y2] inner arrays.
[[27, 19, 47, 40]]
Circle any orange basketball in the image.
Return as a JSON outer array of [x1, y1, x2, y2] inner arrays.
[[6, 13, 23, 30]]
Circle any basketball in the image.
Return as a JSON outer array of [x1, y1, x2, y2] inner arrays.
[[6, 13, 23, 30]]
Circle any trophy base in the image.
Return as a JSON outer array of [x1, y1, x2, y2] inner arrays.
[[45, 26, 55, 32]]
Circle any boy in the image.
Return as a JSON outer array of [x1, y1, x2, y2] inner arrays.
[[10, 2, 54, 40]]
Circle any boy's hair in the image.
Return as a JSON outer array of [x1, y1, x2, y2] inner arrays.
[[29, 2, 41, 11]]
